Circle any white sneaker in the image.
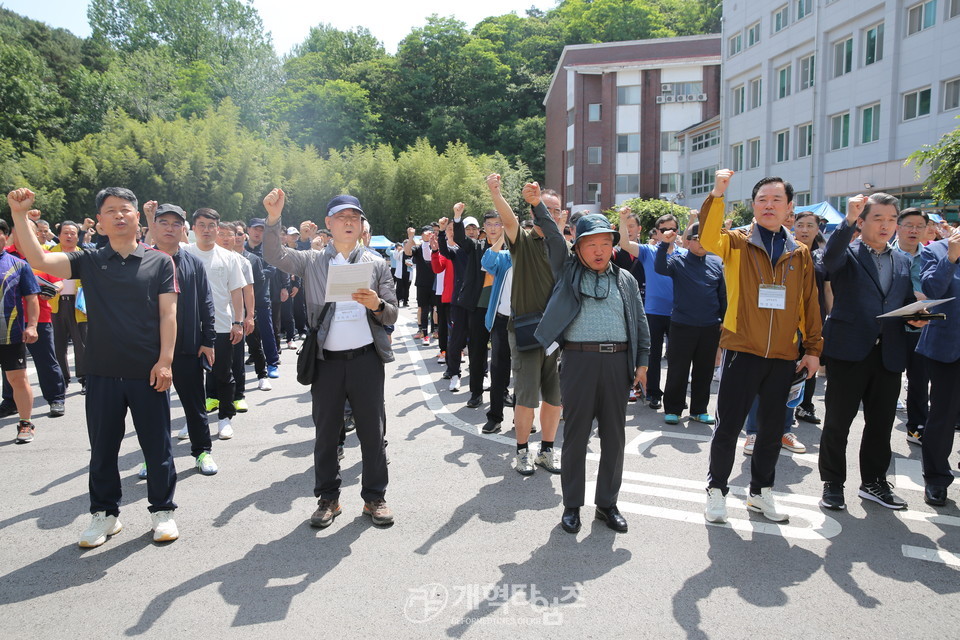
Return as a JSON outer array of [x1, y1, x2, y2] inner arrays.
[[483, 373, 491, 391], [176, 425, 189, 440], [79, 511, 122, 548], [137, 463, 148, 480], [258, 378, 272, 391], [218, 418, 234, 440], [746, 487, 789, 522], [781, 432, 806, 453], [448, 375, 460, 392], [705, 488, 727, 523], [515, 450, 535, 475], [196, 452, 218, 476], [151, 510, 179, 542], [534, 447, 561, 473], [743, 433, 757, 455]]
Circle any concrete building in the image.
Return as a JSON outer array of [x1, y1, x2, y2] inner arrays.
[[543, 35, 722, 214], [720, 0, 960, 214]]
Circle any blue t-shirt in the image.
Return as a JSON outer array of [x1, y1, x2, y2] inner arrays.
[[635, 243, 682, 316], [0, 252, 40, 345]]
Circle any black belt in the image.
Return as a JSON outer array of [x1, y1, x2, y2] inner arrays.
[[59, 294, 75, 299], [564, 341, 628, 353], [323, 343, 374, 360], [496, 312, 510, 319]]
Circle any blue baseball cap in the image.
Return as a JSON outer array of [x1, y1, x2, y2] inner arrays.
[[248, 217, 266, 228], [326, 195, 365, 217], [574, 214, 620, 246]]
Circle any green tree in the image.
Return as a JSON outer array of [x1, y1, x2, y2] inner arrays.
[[0, 43, 66, 149], [557, 0, 672, 44], [608, 197, 690, 241], [907, 117, 960, 204], [271, 79, 380, 153]]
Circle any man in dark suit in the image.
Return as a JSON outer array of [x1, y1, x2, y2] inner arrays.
[[818, 193, 923, 511]]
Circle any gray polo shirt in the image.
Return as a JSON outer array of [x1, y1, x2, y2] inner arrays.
[[68, 243, 179, 379]]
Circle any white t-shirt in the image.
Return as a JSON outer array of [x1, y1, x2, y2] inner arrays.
[[496, 267, 513, 316], [183, 243, 246, 333], [323, 252, 375, 351]]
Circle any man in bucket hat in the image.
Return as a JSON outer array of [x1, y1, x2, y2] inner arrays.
[[524, 183, 650, 535]]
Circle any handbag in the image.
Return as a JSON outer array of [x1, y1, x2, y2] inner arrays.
[[296, 303, 331, 385], [512, 310, 543, 352]]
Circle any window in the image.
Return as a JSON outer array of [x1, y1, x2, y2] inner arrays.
[[833, 38, 853, 77], [951, 0, 960, 18], [775, 130, 790, 162], [567, 153, 575, 167], [865, 23, 884, 65], [748, 138, 761, 169], [731, 143, 745, 171], [795, 191, 811, 206], [749, 78, 763, 109], [777, 65, 792, 99], [729, 33, 742, 56], [774, 6, 789, 32], [661, 131, 679, 152], [796, 123, 813, 158], [586, 183, 601, 203], [732, 85, 745, 115], [587, 104, 601, 122], [907, 1, 938, 35], [830, 112, 850, 150], [617, 134, 640, 153], [675, 81, 704, 95], [691, 130, 720, 151], [617, 86, 641, 105], [800, 54, 815, 90], [567, 109, 575, 126], [944, 77, 960, 111], [796, 0, 812, 20], [828, 196, 845, 212], [903, 88, 932, 119], [587, 147, 602, 164], [660, 173, 681, 193], [860, 103, 880, 144], [616, 175, 639, 193], [747, 22, 761, 47], [690, 167, 718, 195]]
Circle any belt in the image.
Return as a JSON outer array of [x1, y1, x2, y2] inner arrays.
[[59, 294, 75, 299], [323, 343, 375, 360], [563, 341, 628, 353]]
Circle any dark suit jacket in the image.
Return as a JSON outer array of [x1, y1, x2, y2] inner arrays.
[[917, 238, 960, 363], [822, 220, 914, 372]]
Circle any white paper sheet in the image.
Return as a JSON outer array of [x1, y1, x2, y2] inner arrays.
[[876, 297, 954, 318], [324, 262, 375, 302]]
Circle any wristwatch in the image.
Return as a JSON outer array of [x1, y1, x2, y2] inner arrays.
[[376, 300, 385, 312]]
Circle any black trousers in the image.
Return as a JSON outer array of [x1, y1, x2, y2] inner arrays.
[[663, 322, 720, 416], [708, 350, 794, 494], [645, 313, 671, 400], [560, 350, 629, 508], [51, 298, 86, 383], [206, 333, 236, 420], [435, 297, 449, 352], [394, 276, 410, 305], [281, 298, 296, 341], [271, 297, 283, 351], [171, 352, 211, 458], [486, 313, 511, 423], [231, 338, 246, 400], [448, 305, 490, 396], [311, 349, 388, 502], [819, 345, 901, 484], [86, 375, 176, 515], [245, 326, 267, 379], [904, 330, 929, 429], [294, 291, 307, 335], [416, 285, 434, 333], [921, 357, 960, 489], [2, 323, 65, 404]]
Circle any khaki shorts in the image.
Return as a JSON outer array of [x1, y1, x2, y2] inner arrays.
[[508, 328, 561, 408]]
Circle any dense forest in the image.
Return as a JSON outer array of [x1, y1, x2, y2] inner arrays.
[[0, 0, 720, 236]]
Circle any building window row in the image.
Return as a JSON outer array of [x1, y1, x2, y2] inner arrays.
[[690, 167, 719, 195], [907, 0, 938, 35], [617, 86, 641, 105], [617, 134, 640, 153], [691, 129, 720, 152], [616, 174, 639, 194]]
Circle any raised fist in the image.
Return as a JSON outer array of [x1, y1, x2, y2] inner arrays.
[[846, 194, 867, 222], [712, 169, 734, 197], [486, 174, 501, 192], [262, 188, 285, 220], [6, 188, 36, 217], [452, 202, 465, 218], [522, 182, 541, 206]]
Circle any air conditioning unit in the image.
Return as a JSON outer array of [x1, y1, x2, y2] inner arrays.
[[663, 95, 676, 103], [686, 94, 698, 102], [676, 95, 687, 102], [656, 96, 666, 104], [661, 83, 674, 93], [697, 93, 708, 101]]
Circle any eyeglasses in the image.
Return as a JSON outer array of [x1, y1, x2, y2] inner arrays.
[[484, 221, 502, 228], [899, 224, 925, 231], [686, 235, 699, 241], [658, 227, 678, 233]]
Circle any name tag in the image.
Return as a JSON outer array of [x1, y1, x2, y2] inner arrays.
[[334, 303, 363, 322], [758, 285, 787, 310]]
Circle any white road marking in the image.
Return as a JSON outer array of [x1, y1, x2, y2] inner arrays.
[[901, 545, 960, 567]]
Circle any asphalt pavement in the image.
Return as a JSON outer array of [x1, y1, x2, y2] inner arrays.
[[2, 308, 959, 639]]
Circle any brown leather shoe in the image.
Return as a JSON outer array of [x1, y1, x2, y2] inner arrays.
[[310, 499, 341, 528], [363, 498, 394, 526]]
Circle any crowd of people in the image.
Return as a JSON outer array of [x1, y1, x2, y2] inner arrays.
[[3, 165, 959, 546]]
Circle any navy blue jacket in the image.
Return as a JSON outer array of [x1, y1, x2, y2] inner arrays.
[[917, 238, 960, 363], [654, 244, 726, 327], [168, 248, 216, 355], [821, 220, 914, 372]]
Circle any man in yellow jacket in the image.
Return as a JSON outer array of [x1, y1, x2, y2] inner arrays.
[[700, 169, 822, 524]]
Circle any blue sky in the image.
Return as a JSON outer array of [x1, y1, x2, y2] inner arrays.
[[0, 0, 556, 55]]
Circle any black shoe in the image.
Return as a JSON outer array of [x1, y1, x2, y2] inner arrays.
[[561, 507, 581, 533], [337, 445, 344, 461], [795, 407, 821, 424], [819, 481, 846, 510], [80, 383, 86, 395], [504, 393, 515, 408], [442, 372, 452, 380], [595, 505, 628, 532], [858, 479, 907, 510], [466, 394, 482, 409], [343, 414, 355, 433], [648, 398, 662, 410], [0, 402, 17, 418], [924, 485, 947, 507], [481, 419, 501, 434]]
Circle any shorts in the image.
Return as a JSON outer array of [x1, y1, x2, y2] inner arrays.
[[509, 328, 561, 408], [0, 343, 27, 372], [416, 285, 434, 308]]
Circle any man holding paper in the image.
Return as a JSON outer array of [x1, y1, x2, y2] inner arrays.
[[818, 193, 924, 511], [261, 191, 398, 529]]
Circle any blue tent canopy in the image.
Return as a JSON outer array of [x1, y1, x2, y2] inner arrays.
[[795, 201, 844, 230], [367, 235, 394, 250]]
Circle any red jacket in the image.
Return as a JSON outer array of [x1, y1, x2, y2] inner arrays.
[[431, 250, 455, 304]]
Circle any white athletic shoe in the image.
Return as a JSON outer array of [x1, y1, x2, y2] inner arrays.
[[79, 511, 122, 548], [218, 418, 234, 440], [258, 378, 272, 391], [448, 375, 461, 392], [704, 488, 727, 523], [151, 510, 179, 542], [176, 425, 190, 440], [743, 433, 757, 455], [746, 487, 789, 522]]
